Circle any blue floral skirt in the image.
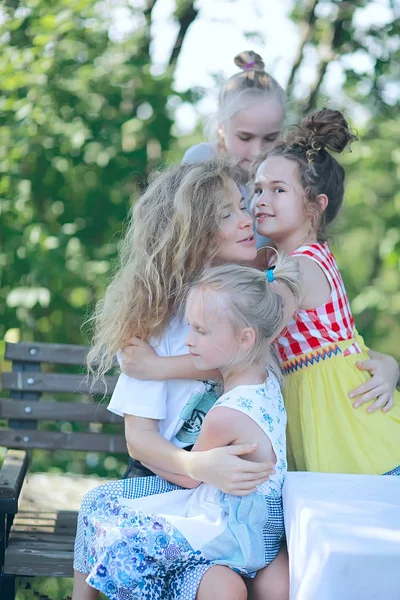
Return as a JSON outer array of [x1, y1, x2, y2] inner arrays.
[[74, 476, 284, 599]]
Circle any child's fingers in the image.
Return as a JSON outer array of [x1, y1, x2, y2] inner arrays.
[[123, 336, 141, 347], [382, 396, 394, 413], [355, 359, 376, 372], [352, 385, 386, 408], [349, 378, 376, 400], [232, 470, 275, 483], [229, 443, 258, 456], [241, 462, 275, 476], [366, 394, 392, 414], [230, 479, 270, 495]]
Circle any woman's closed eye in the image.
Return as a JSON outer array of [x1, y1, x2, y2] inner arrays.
[[264, 133, 279, 143]]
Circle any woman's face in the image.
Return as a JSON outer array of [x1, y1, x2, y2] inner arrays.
[[221, 97, 285, 172], [216, 179, 257, 263]]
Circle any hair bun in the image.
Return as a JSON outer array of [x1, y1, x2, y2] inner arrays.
[[234, 50, 265, 72], [300, 108, 357, 154]]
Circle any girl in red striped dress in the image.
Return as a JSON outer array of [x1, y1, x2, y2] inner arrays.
[[253, 108, 400, 475]]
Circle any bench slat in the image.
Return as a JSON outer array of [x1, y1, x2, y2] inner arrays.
[[5, 342, 88, 365], [0, 429, 127, 453], [0, 398, 122, 423], [4, 473, 110, 578], [2, 372, 118, 395], [4, 546, 74, 577]]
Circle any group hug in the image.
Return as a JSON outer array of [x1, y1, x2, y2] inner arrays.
[[71, 51, 400, 600]]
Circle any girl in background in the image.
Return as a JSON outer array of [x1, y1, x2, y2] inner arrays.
[[183, 50, 285, 173], [80, 259, 300, 600], [253, 107, 400, 475], [182, 50, 285, 249]]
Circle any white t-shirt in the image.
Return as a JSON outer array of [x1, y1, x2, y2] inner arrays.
[[108, 317, 220, 448]]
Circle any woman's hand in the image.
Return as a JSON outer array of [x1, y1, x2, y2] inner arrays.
[[188, 444, 275, 496], [349, 355, 399, 413], [120, 337, 159, 380]]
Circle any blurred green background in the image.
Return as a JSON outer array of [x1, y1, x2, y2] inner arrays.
[[0, 0, 399, 597]]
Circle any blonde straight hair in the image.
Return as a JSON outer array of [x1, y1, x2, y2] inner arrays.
[[189, 254, 301, 381], [87, 156, 245, 380]]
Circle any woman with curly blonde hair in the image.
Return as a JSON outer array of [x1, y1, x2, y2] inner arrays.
[[73, 156, 288, 600]]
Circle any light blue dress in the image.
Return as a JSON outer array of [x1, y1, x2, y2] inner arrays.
[[182, 143, 269, 249], [74, 373, 287, 600]]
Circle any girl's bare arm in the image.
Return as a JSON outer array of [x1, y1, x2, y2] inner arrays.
[[125, 414, 274, 494]]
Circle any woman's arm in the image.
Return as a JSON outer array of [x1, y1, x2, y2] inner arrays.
[[120, 337, 221, 381], [125, 414, 274, 494], [349, 349, 399, 413]]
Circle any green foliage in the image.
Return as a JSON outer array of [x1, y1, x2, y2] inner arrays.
[[0, 0, 182, 345], [333, 116, 400, 358], [286, 0, 399, 359]]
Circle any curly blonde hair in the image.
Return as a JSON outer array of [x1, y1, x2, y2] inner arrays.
[[87, 156, 244, 379]]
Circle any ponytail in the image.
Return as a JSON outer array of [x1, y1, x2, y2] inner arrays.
[[190, 254, 301, 379]]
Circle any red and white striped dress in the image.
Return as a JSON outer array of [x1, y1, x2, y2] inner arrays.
[[274, 242, 400, 476]]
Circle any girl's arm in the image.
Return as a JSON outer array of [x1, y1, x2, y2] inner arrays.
[[119, 259, 324, 384], [293, 257, 399, 413], [349, 349, 399, 413], [120, 337, 221, 381], [125, 414, 274, 494]]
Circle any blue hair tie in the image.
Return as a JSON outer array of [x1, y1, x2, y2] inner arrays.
[[267, 267, 275, 283]]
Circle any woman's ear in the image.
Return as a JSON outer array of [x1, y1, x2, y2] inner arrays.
[[240, 327, 256, 351]]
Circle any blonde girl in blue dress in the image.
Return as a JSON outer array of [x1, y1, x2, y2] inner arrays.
[[77, 259, 301, 600]]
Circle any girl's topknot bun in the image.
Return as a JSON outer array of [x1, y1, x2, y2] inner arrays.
[[299, 108, 358, 154], [234, 50, 265, 71]]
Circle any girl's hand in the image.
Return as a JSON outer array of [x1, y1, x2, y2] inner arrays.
[[120, 337, 159, 380], [189, 444, 276, 496], [349, 356, 399, 413]]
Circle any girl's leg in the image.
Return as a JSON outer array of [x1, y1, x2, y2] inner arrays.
[[196, 565, 247, 600], [72, 570, 99, 600], [247, 544, 289, 600]]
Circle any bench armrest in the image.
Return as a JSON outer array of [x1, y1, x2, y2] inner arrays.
[[0, 449, 29, 514]]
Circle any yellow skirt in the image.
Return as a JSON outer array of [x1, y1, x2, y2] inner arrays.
[[282, 336, 400, 475]]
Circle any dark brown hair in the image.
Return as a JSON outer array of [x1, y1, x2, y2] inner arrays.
[[255, 108, 358, 240]]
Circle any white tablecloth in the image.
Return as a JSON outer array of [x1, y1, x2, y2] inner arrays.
[[283, 472, 400, 600]]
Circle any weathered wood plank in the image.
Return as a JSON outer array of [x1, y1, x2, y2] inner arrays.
[[4, 546, 74, 577], [0, 429, 127, 453], [4, 473, 111, 577], [8, 539, 75, 551], [0, 398, 122, 423], [5, 342, 88, 365], [2, 372, 118, 395], [0, 449, 29, 514], [1, 473, 115, 577]]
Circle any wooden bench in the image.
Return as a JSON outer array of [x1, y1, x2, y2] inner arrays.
[[0, 341, 125, 599]]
